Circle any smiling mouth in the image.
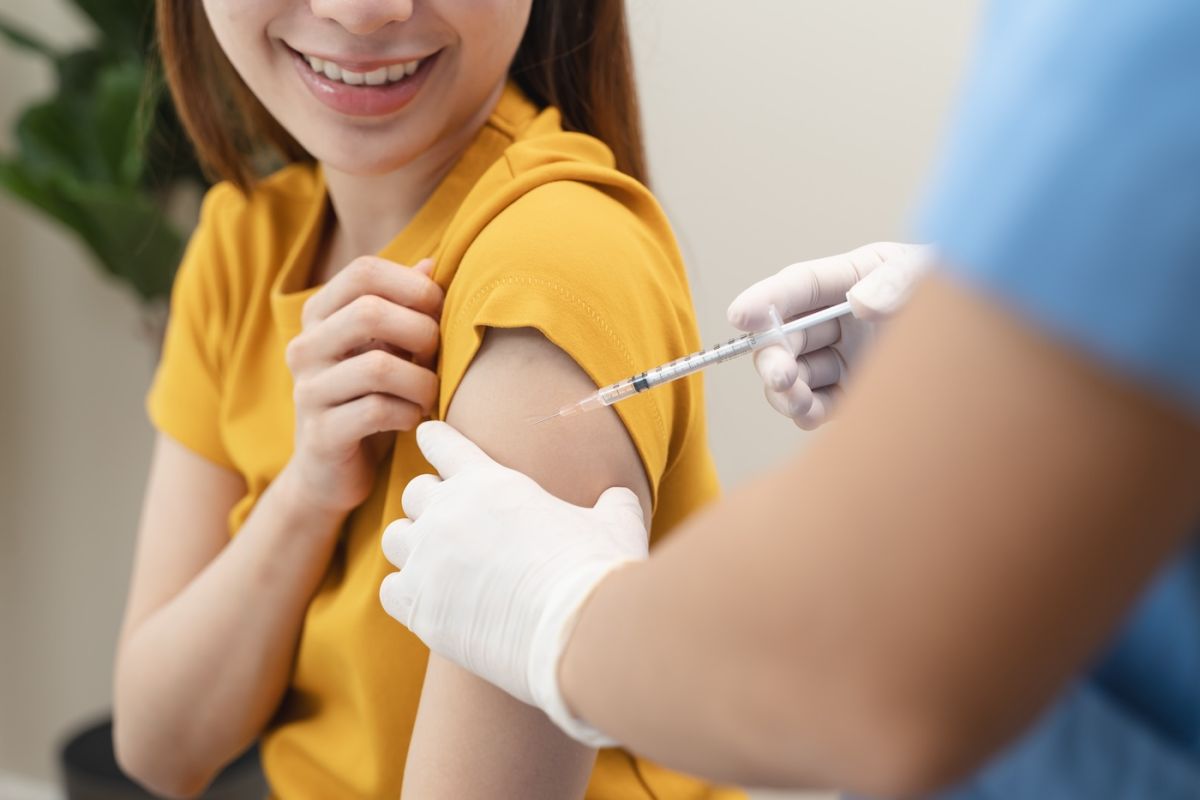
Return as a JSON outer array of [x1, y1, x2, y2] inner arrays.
[[294, 49, 425, 87]]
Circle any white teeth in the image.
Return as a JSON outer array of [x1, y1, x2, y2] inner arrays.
[[304, 53, 422, 86]]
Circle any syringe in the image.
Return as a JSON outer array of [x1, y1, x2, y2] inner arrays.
[[534, 301, 854, 424]]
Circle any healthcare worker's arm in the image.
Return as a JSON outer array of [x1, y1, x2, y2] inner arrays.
[[399, 327, 651, 800], [385, 0, 1200, 792], [387, 271, 1200, 796], [556, 273, 1200, 794]]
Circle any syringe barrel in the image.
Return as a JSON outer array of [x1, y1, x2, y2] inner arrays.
[[619, 334, 758, 397], [597, 380, 640, 406], [591, 303, 854, 411]]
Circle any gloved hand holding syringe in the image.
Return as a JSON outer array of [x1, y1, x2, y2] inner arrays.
[[537, 243, 933, 425]]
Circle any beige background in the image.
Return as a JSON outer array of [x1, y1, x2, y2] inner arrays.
[[0, 1, 979, 796]]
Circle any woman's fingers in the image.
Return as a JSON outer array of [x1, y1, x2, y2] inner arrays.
[[296, 349, 439, 414], [289, 293, 441, 368], [301, 256, 443, 326], [312, 393, 426, 445]]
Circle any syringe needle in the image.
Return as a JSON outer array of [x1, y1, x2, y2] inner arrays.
[[525, 304, 857, 426], [528, 393, 603, 425]]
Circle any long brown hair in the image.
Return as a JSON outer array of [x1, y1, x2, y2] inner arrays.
[[155, 1, 648, 191]]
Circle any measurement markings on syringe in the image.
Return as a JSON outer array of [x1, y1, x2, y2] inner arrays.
[[539, 302, 856, 424]]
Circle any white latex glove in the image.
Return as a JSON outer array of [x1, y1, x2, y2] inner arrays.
[[726, 242, 932, 429], [379, 421, 647, 747]]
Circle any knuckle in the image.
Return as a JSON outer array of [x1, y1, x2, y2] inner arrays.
[[415, 315, 440, 351], [363, 348, 393, 382], [285, 336, 307, 371], [855, 245, 888, 278], [300, 295, 317, 326], [423, 369, 440, 400], [357, 395, 385, 430], [351, 295, 386, 330], [418, 278, 444, 311], [413, 371, 439, 411], [350, 256, 382, 284], [395, 403, 422, 431], [366, 393, 389, 422]]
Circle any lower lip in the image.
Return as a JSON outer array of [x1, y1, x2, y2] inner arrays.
[[290, 48, 437, 118]]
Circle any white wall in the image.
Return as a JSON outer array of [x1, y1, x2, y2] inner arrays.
[[0, 0, 158, 785], [629, 0, 979, 483], [0, 0, 979, 793]]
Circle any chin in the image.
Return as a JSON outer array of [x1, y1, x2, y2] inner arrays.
[[307, 135, 432, 177]]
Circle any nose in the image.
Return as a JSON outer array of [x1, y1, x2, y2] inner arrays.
[[310, 0, 414, 36]]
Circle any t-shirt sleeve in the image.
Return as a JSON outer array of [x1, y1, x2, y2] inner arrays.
[[916, 0, 1200, 414], [146, 183, 238, 469], [437, 180, 701, 506]]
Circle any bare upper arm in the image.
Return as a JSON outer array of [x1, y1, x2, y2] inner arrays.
[[446, 327, 652, 517], [119, 433, 245, 645], [401, 327, 651, 800]]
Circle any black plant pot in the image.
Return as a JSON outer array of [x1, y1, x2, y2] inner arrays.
[[59, 717, 267, 800]]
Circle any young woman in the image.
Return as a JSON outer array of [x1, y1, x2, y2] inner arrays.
[[113, 1, 742, 798]]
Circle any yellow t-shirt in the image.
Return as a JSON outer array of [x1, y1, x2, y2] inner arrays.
[[148, 83, 740, 799]]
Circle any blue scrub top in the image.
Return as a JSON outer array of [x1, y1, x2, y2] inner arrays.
[[914, 0, 1200, 796]]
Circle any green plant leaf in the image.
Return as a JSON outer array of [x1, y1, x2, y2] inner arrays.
[[66, 182, 183, 300], [0, 158, 90, 233], [12, 58, 148, 187], [0, 13, 57, 58], [14, 96, 107, 182], [54, 49, 107, 102], [94, 61, 149, 186], [0, 161, 183, 302], [15, 100, 92, 179], [0, 0, 198, 306], [73, 0, 155, 54]]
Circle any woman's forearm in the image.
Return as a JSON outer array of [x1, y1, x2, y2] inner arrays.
[[114, 465, 343, 797], [397, 328, 642, 798], [403, 655, 596, 800]]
